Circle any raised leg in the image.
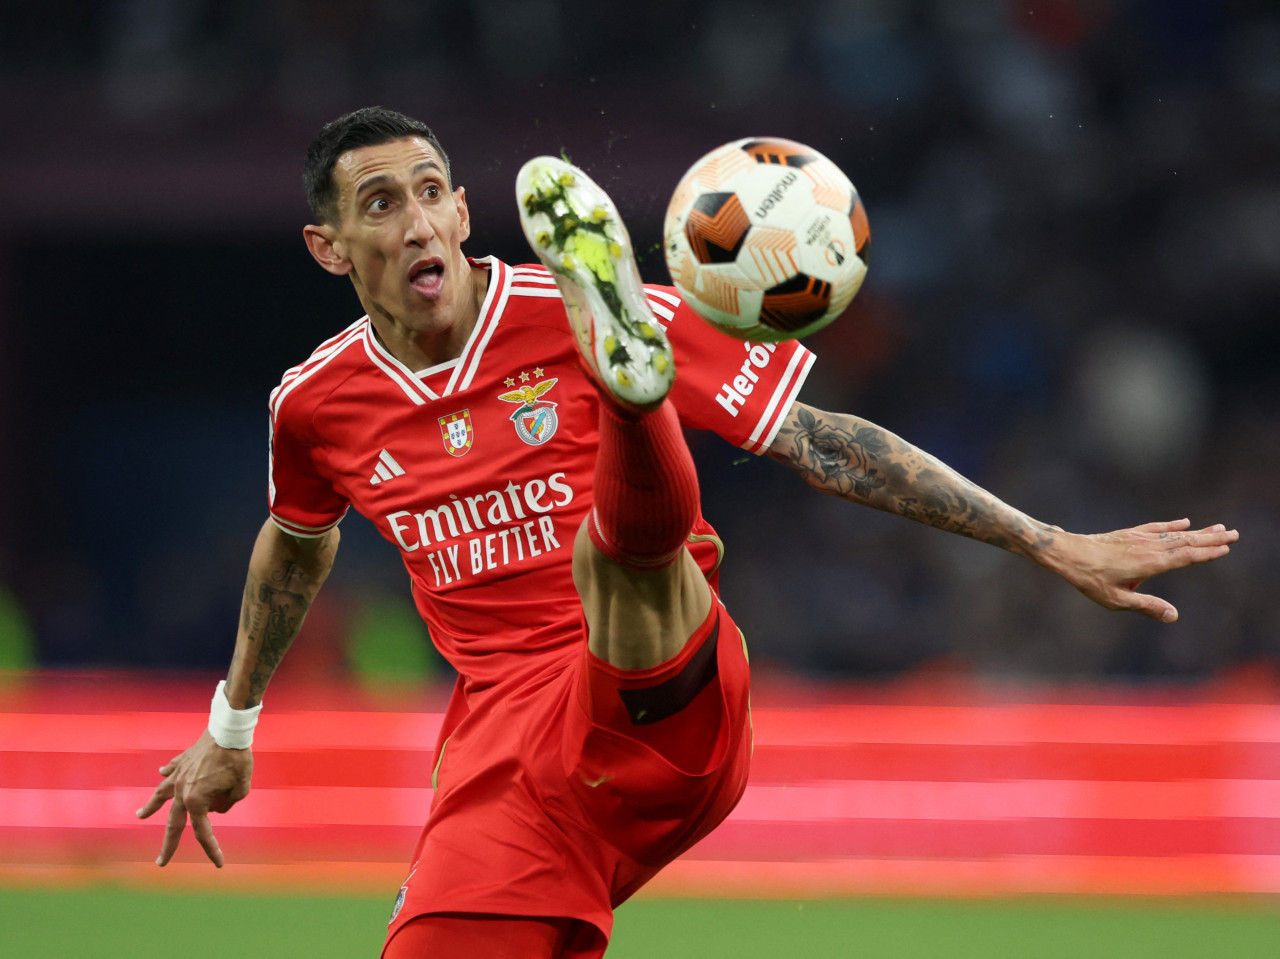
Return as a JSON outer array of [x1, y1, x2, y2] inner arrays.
[[517, 157, 713, 670]]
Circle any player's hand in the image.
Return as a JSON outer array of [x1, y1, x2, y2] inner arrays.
[[1048, 519, 1238, 622], [136, 729, 254, 867]]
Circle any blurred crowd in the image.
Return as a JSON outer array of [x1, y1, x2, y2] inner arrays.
[[1, 0, 1276, 681]]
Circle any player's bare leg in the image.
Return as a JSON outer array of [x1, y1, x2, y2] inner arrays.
[[569, 412, 712, 668], [517, 157, 711, 670]]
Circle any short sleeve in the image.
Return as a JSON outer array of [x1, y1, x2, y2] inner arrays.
[[649, 287, 816, 454], [267, 405, 349, 538]]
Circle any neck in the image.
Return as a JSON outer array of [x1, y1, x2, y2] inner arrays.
[[367, 261, 489, 372]]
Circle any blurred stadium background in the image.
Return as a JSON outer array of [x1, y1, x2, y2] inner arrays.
[[1, 1, 1278, 955]]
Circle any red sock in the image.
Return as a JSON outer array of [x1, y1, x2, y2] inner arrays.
[[589, 400, 700, 569]]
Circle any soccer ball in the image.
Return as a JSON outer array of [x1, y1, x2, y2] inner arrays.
[[663, 137, 870, 342]]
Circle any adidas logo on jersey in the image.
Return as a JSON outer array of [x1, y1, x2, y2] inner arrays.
[[369, 449, 406, 485]]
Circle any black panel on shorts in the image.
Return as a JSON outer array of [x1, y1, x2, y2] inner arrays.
[[617, 614, 721, 726]]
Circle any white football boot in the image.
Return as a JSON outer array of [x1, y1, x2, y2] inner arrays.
[[516, 157, 675, 411]]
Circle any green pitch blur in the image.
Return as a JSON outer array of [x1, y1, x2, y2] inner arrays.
[[1, 889, 1278, 958]]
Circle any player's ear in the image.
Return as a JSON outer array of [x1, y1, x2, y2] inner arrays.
[[454, 186, 471, 243], [303, 223, 352, 276]]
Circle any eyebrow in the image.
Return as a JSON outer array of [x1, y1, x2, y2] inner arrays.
[[353, 160, 446, 200]]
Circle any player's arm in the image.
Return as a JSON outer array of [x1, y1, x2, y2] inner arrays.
[[224, 518, 340, 708], [766, 401, 1237, 622], [136, 518, 339, 866]]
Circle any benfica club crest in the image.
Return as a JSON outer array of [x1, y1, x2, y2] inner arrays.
[[438, 409, 474, 457], [498, 377, 560, 446]]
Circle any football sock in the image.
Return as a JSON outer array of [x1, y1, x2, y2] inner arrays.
[[589, 400, 700, 569]]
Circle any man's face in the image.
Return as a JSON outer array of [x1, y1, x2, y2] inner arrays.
[[318, 136, 473, 338]]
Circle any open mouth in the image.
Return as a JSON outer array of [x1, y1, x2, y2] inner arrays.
[[409, 260, 445, 296]]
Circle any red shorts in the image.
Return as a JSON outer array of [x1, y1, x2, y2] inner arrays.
[[383, 600, 752, 958]]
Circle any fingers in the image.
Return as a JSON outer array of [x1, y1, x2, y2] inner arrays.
[[189, 809, 225, 868], [1160, 525, 1236, 570], [145, 787, 229, 867], [1133, 518, 1192, 534], [143, 738, 247, 868], [1115, 521, 1237, 621], [136, 777, 175, 820], [1185, 525, 1239, 547], [1171, 544, 1232, 568], [1110, 584, 1178, 623], [156, 796, 189, 866], [1149, 522, 1237, 546], [1071, 519, 1237, 622], [1136, 594, 1178, 623], [1122, 523, 1237, 577]]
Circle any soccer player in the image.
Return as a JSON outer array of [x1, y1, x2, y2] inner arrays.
[[137, 107, 1237, 958]]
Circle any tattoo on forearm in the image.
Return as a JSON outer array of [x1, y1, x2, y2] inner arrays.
[[232, 574, 312, 707], [770, 404, 1055, 553]]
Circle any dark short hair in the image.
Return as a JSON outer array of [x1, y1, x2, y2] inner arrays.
[[303, 106, 452, 224]]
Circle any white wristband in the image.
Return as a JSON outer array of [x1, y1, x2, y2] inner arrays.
[[208, 680, 262, 750]]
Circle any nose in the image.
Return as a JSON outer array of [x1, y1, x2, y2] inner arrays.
[[403, 197, 435, 247]]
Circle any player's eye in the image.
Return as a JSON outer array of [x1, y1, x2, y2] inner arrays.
[[367, 197, 392, 214], [423, 184, 441, 200]]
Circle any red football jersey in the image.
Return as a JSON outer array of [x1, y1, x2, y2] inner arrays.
[[267, 258, 814, 688]]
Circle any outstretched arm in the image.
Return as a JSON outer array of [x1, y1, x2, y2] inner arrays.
[[767, 401, 1237, 622], [136, 519, 339, 866]]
